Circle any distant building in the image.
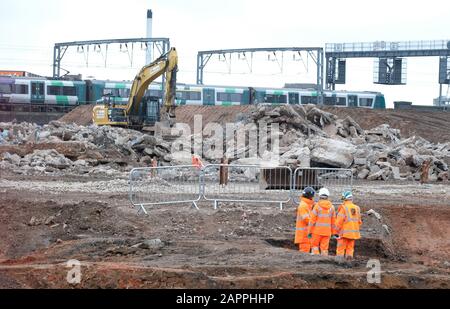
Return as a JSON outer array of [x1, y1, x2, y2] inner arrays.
[[0, 70, 42, 78]]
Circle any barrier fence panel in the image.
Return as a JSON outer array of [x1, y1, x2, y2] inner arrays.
[[292, 168, 353, 205], [129, 165, 202, 214], [202, 164, 292, 210]]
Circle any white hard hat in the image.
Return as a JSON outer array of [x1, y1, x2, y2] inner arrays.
[[318, 188, 330, 198]]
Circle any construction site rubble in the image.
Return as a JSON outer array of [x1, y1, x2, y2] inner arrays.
[[237, 105, 449, 181], [1, 104, 449, 182]]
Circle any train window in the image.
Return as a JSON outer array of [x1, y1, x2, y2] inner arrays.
[[348, 95, 358, 107], [324, 96, 335, 106], [230, 93, 242, 102], [13, 85, 29, 94], [336, 97, 346, 106], [189, 91, 201, 100], [119, 88, 130, 97], [47, 86, 61, 95], [103, 88, 115, 96], [264, 94, 287, 104], [301, 96, 318, 104], [149, 90, 162, 98], [289, 93, 299, 104], [32, 83, 44, 95], [359, 98, 373, 107], [62, 86, 76, 96], [217, 92, 228, 101], [217, 92, 242, 102], [176, 91, 201, 101], [324, 96, 346, 106], [104, 88, 120, 97], [0, 84, 12, 93]]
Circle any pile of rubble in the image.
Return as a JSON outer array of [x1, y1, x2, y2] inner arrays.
[[0, 104, 449, 182], [0, 121, 174, 177], [241, 104, 449, 181]]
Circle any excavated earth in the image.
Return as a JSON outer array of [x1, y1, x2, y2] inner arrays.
[[1, 105, 449, 289], [0, 170, 449, 289], [59, 105, 450, 143]]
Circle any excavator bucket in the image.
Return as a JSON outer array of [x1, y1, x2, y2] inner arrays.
[[159, 105, 176, 128]]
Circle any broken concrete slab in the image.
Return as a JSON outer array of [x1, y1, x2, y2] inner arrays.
[[309, 137, 356, 168]]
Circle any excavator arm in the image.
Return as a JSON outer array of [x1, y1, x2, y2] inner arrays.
[[126, 47, 178, 121], [93, 47, 178, 127], [162, 53, 177, 123]]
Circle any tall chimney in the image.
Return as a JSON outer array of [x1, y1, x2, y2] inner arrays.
[[146, 9, 153, 64]]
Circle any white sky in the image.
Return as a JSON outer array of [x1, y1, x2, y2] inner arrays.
[[0, 0, 449, 107]]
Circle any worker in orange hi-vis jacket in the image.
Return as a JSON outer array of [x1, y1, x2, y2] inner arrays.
[[191, 153, 204, 170], [335, 191, 362, 261], [294, 187, 316, 253], [307, 188, 337, 256]]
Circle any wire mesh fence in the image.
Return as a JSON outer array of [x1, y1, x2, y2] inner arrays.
[[129, 165, 353, 212], [129, 165, 202, 214], [291, 168, 353, 205], [202, 164, 293, 209]]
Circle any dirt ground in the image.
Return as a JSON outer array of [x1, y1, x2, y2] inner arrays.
[[0, 170, 449, 289]]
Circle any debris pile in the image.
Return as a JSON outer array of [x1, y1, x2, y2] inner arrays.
[[0, 121, 173, 177], [231, 104, 450, 181], [1, 104, 449, 182]]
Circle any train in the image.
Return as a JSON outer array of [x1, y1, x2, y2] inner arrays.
[[0, 76, 386, 111]]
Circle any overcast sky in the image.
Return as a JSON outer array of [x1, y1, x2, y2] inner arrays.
[[0, 0, 449, 107]]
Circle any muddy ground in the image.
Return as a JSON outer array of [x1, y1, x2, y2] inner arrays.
[[0, 171, 449, 289]]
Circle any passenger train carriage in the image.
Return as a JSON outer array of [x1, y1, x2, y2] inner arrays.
[[0, 77, 85, 105], [0, 76, 386, 111], [172, 84, 386, 109]]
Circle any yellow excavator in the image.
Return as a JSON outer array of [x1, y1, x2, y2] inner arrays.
[[92, 47, 178, 129]]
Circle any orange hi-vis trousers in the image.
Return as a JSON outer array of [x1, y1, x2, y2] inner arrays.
[[336, 238, 356, 257], [298, 237, 311, 253], [311, 234, 330, 256]]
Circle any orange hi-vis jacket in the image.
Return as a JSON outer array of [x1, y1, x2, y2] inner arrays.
[[308, 200, 336, 237], [192, 156, 203, 169], [335, 200, 362, 240], [294, 197, 315, 244]]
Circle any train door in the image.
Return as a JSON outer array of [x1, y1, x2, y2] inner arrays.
[[202, 88, 215, 105], [348, 95, 358, 107], [31, 81, 45, 104], [288, 92, 300, 104]]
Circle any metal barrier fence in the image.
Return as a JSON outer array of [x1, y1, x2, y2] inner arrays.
[[129, 165, 202, 214], [291, 168, 353, 205], [128, 165, 353, 212], [202, 164, 292, 210]]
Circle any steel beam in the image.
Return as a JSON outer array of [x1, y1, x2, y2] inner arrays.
[[52, 38, 170, 78], [196, 47, 324, 104]]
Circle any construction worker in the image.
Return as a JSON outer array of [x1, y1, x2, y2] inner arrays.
[[307, 188, 336, 256], [335, 191, 362, 261], [191, 153, 204, 170], [294, 187, 316, 253]]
